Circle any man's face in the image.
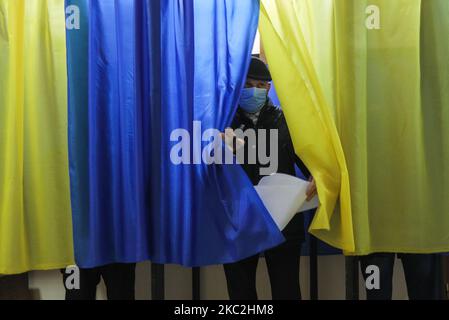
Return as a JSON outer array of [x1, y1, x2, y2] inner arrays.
[[245, 78, 271, 91]]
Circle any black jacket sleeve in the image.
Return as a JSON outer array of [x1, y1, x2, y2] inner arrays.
[[280, 113, 311, 179], [293, 147, 311, 179]]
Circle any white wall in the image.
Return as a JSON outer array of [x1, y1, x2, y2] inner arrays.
[[28, 255, 408, 300]]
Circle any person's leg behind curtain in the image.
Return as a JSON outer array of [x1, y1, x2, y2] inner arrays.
[[264, 242, 302, 300], [360, 253, 395, 300], [264, 214, 303, 300], [101, 263, 136, 300], [63, 268, 101, 300], [224, 255, 259, 300], [400, 254, 439, 300]]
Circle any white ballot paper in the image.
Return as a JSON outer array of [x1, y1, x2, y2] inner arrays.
[[254, 173, 319, 230]]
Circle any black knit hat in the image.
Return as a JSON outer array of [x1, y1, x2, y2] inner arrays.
[[247, 57, 272, 81]]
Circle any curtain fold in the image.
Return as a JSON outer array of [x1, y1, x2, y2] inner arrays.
[[66, 0, 90, 267], [0, 0, 74, 274], [147, 0, 284, 266], [259, 0, 355, 252], [68, 0, 153, 267]]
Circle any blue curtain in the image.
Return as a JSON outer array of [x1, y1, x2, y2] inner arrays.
[[65, 0, 91, 266], [67, 0, 152, 267], [67, 0, 284, 268]]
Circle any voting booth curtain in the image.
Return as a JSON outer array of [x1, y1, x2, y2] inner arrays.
[[260, 0, 355, 252], [1, 0, 283, 274], [67, 0, 284, 268], [0, 0, 74, 274], [260, 0, 449, 255], [2, 0, 449, 275]]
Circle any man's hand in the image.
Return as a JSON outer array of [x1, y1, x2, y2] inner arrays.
[[306, 177, 317, 201], [220, 128, 245, 153]]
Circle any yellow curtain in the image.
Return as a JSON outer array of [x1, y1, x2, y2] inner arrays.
[[260, 0, 449, 255], [259, 0, 355, 252], [0, 0, 74, 274]]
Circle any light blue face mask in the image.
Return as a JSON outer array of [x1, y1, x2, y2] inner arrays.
[[239, 87, 268, 114]]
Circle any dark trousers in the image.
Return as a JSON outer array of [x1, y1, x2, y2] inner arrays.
[[360, 253, 439, 300], [224, 215, 304, 300], [62, 263, 136, 300]]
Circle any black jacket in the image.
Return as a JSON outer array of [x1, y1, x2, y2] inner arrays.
[[231, 99, 310, 185]]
